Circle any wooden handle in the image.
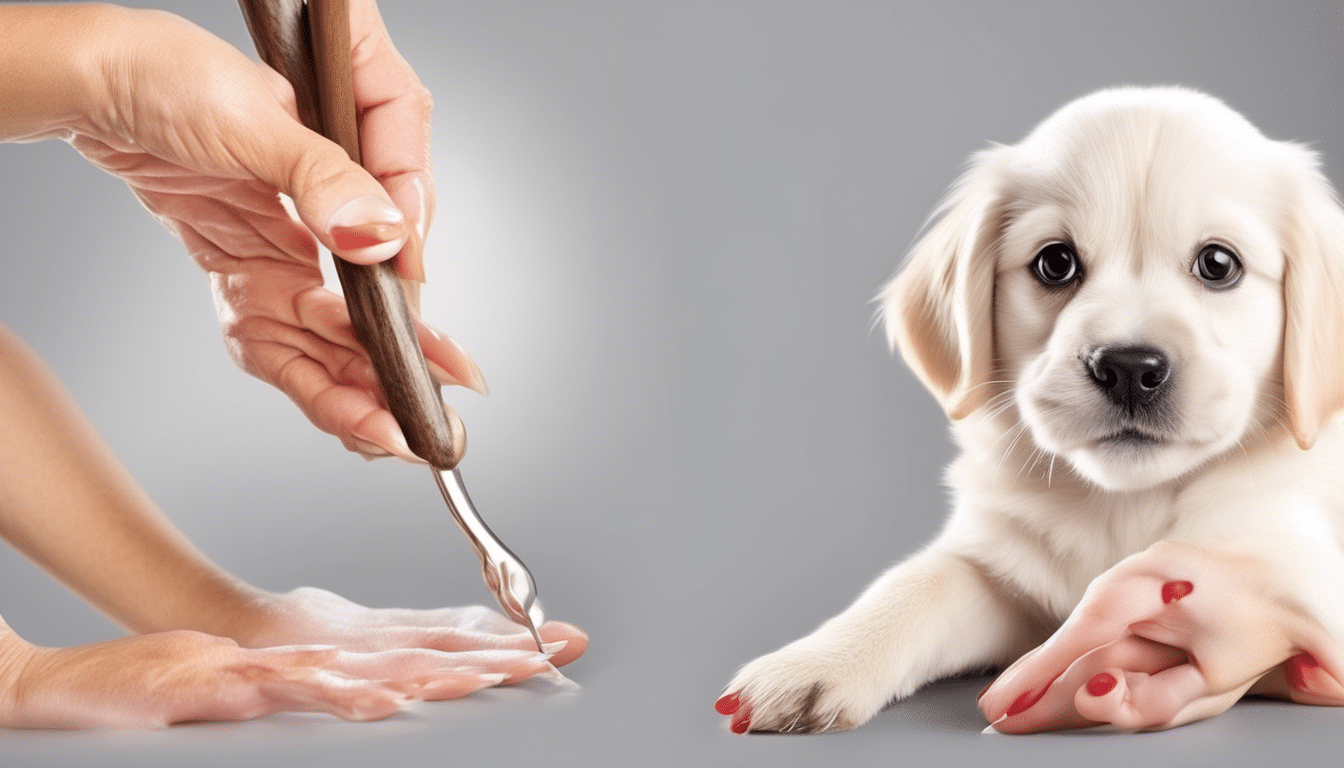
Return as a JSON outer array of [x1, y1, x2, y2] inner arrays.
[[239, 0, 465, 469]]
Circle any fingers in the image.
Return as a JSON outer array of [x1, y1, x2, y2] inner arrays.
[[235, 665, 414, 722], [1069, 663, 1222, 731], [980, 571, 1184, 723], [8, 631, 518, 728], [415, 319, 489, 395], [983, 540, 1344, 733], [254, 645, 546, 698], [239, 95, 410, 267], [347, 0, 437, 282], [987, 634, 1189, 734], [1253, 652, 1344, 706], [538, 622, 590, 668], [981, 541, 1221, 726], [314, 622, 587, 669]]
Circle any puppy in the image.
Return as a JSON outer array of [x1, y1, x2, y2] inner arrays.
[[716, 86, 1344, 734]]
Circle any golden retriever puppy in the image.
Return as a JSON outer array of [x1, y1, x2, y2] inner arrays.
[[715, 86, 1344, 734]]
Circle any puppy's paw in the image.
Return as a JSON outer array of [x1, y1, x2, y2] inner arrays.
[[716, 637, 890, 734]]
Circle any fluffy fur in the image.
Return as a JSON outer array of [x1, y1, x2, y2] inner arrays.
[[721, 86, 1344, 732]]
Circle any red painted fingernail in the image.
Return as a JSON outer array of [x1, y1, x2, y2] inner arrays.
[[1287, 653, 1321, 691], [715, 692, 741, 715], [331, 224, 399, 251], [1086, 672, 1117, 697], [730, 706, 752, 734], [1161, 580, 1194, 604], [1001, 670, 1062, 718], [977, 683, 992, 702], [1005, 688, 1041, 716]]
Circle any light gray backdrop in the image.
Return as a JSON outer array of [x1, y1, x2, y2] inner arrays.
[[0, 1, 1340, 766]]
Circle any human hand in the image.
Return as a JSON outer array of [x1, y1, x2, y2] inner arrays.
[[68, 4, 482, 461], [228, 586, 588, 669], [978, 541, 1344, 733], [0, 628, 545, 729]]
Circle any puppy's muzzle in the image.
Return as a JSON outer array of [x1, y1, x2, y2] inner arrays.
[[1085, 346, 1172, 414]]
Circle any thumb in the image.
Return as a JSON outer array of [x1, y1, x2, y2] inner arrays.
[[257, 124, 409, 265]]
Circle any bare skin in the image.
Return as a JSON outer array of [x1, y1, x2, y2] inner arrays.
[[0, 3, 587, 727], [978, 542, 1344, 732]]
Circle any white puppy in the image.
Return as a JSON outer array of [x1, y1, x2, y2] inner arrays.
[[717, 86, 1344, 734]]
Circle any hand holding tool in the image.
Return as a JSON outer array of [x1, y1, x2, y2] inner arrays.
[[237, 0, 546, 651]]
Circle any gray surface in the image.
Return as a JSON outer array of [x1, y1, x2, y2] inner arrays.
[[0, 1, 1339, 765]]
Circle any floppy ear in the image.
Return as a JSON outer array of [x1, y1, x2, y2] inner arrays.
[[1282, 149, 1344, 450], [878, 148, 1008, 420]]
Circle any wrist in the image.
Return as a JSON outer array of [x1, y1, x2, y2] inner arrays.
[[0, 4, 134, 142], [193, 583, 288, 647]]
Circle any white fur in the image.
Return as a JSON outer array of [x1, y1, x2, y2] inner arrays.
[[724, 86, 1344, 732]]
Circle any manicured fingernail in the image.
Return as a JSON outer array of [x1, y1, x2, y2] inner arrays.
[[412, 176, 429, 242], [715, 692, 741, 715], [448, 335, 490, 396], [532, 663, 581, 690], [1287, 653, 1321, 691], [977, 683, 991, 702], [1086, 672, 1117, 697], [541, 640, 568, 656], [1162, 580, 1194, 604], [327, 196, 406, 260], [466, 357, 489, 396], [350, 438, 391, 458], [388, 430, 425, 464], [1005, 688, 1043, 717]]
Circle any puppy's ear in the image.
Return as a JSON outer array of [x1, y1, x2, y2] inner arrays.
[[1282, 148, 1344, 449], [879, 148, 1008, 420]]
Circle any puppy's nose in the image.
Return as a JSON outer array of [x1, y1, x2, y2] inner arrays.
[[1085, 346, 1171, 410]]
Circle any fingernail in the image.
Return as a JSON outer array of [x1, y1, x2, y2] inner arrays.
[[1161, 580, 1194, 604], [350, 438, 391, 458], [386, 430, 425, 464], [715, 692, 741, 715], [1005, 688, 1042, 717], [1086, 672, 1117, 697], [541, 640, 568, 657], [350, 692, 411, 720], [466, 357, 489, 396], [474, 672, 507, 688], [1287, 653, 1321, 691], [977, 683, 991, 702], [412, 176, 429, 243], [442, 334, 489, 396], [327, 196, 406, 260]]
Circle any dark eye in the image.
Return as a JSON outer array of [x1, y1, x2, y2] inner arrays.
[[1032, 242, 1081, 286], [1192, 244, 1243, 289]]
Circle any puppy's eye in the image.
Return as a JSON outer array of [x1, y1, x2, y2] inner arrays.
[[1032, 243, 1081, 286], [1192, 244, 1243, 290]]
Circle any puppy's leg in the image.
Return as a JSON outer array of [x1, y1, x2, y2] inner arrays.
[[718, 546, 1038, 733]]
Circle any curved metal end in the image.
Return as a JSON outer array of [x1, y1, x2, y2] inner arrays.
[[432, 467, 546, 652]]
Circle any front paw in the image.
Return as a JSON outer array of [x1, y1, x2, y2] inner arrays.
[[716, 637, 889, 734]]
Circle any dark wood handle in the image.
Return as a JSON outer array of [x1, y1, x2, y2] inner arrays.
[[238, 0, 465, 469]]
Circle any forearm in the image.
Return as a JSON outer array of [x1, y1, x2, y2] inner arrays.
[[0, 323, 267, 636], [0, 3, 124, 143]]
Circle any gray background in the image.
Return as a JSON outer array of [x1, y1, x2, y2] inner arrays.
[[0, 1, 1340, 765]]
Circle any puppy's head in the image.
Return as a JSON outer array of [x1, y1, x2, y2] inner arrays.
[[882, 87, 1344, 491]]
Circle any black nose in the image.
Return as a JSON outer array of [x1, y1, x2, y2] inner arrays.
[[1085, 346, 1171, 411]]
